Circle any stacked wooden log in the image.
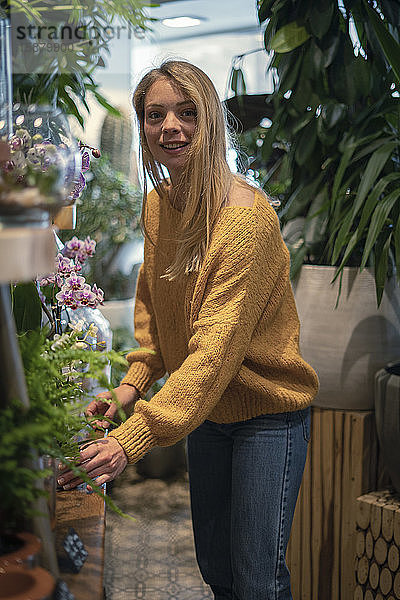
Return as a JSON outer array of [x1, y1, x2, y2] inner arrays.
[[355, 490, 400, 599]]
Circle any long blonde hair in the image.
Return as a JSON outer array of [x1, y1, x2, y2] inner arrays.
[[133, 60, 234, 280]]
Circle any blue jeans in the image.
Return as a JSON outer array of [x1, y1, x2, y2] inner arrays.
[[187, 407, 311, 600]]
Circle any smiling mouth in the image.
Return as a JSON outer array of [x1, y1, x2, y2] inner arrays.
[[160, 142, 189, 150]]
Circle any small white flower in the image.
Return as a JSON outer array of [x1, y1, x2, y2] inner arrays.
[[69, 319, 86, 334], [87, 324, 98, 337], [73, 341, 86, 350]]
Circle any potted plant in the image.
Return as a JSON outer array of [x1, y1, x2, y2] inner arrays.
[[227, 0, 400, 409], [9, 0, 151, 128]]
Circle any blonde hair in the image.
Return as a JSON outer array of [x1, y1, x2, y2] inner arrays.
[[133, 60, 234, 280]]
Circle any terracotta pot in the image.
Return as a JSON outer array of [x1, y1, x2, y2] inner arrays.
[[293, 266, 400, 410], [0, 532, 41, 569], [0, 565, 55, 599]]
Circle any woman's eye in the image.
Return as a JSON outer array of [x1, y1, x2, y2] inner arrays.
[[147, 111, 162, 120], [182, 109, 197, 118]]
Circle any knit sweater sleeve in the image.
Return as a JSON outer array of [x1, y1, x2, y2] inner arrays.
[[120, 262, 167, 397], [109, 204, 287, 463]]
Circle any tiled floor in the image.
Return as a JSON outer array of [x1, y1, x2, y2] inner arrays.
[[104, 466, 213, 600]]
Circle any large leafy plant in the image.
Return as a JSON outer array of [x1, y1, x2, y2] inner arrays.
[[0, 326, 135, 527], [233, 0, 400, 303], [8, 0, 153, 125]]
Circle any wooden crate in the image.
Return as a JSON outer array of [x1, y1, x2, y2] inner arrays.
[[354, 490, 400, 599], [287, 407, 389, 600]]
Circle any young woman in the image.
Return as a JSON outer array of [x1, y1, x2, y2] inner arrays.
[[58, 60, 319, 599]]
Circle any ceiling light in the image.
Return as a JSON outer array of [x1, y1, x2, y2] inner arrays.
[[162, 16, 203, 28]]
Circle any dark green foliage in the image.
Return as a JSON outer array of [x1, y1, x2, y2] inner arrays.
[[12, 282, 42, 334], [10, 0, 153, 125], [0, 328, 136, 526], [241, 0, 400, 304]]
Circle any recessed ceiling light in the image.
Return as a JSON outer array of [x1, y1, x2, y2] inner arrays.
[[162, 16, 203, 28]]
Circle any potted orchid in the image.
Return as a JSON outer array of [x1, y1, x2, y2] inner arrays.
[[0, 104, 81, 227]]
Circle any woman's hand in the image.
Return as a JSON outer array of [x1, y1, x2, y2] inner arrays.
[[57, 437, 128, 491], [86, 384, 140, 430]]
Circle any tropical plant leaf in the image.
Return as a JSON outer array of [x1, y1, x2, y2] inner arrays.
[[12, 282, 42, 335], [364, 1, 400, 86], [229, 0, 399, 305], [289, 241, 308, 279], [331, 138, 356, 202], [269, 22, 311, 53], [89, 87, 122, 117], [394, 214, 400, 279], [374, 231, 392, 305], [294, 120, 317, 166], [334, 173, 400, 272], [352, 142, 397, 218], [258, 0, 276, 23], [308, 0, 334, 39], [361, 187, 400, 269]]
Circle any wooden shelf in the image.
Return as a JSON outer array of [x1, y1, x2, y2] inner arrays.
[[56, 490, 105, 600], [0, 226, 55, 283]]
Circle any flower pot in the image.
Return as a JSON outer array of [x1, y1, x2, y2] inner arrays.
[[0, 104, 81, 226], [0, 532, 41, 569], [0, 565, 55, 599], [293, 266, 400, 410]]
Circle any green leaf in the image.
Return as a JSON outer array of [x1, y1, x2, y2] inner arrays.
[[331, 138, 356, 204], [332, 142, 397, 263], [351, 55, 372, 98], [352, 137, 395, 163], [334, 173, 400, 271], [229, 67, 247, 96], [308, 0, 334, 39], [321, 33, 340, 68], [361, 188, 400, 269], [352, 142, 397, 221], [331, 209, 354, 265], [258, 0, 276, 23], [294, 120, 317, 166], [12, 282, 42, 335], [91, 89, 121, 117], [374, 231, 392, 306], [321, 102, 347, 129], [270, 22, 311, 53], [289, 242, 309, 280], [364, 1, 400, 87], [395, 214, 400, 278], [60, 93, 84, 127]]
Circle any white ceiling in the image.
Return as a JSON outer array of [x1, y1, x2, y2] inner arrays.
[[145, 0, 260, 42]]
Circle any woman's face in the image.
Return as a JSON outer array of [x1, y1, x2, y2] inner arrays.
[[143, 77, 197, 184]]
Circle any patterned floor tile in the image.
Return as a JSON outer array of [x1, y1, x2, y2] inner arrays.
[[104, 467, 213, 600]]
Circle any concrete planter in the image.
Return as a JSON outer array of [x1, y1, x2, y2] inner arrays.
[[293, 266, 400, 410]]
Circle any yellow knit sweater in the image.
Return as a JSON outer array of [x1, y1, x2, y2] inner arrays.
[[109, 187, 319, 463]]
